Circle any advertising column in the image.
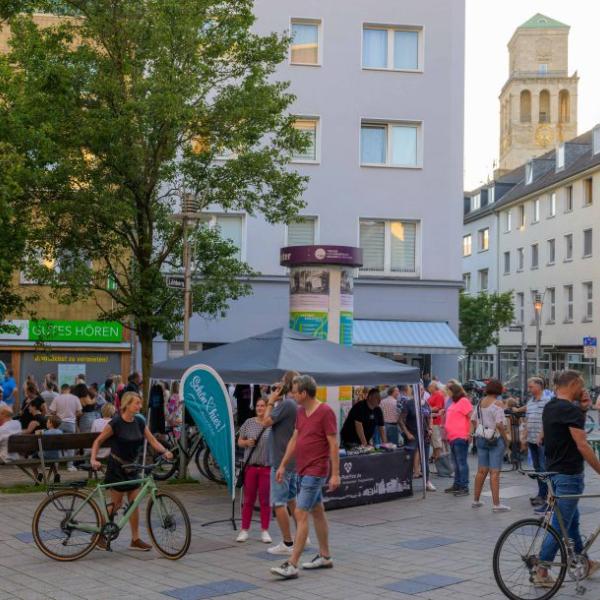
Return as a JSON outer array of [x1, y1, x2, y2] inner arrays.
[[280, 246, 362, 424]]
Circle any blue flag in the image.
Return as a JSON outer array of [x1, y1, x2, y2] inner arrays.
[[181, 365, 235, 499]]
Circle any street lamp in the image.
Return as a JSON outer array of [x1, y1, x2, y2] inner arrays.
[[533, 291, 544, 376]]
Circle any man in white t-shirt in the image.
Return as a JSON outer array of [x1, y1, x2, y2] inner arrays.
[[49, 385, 82, 470], [0, 403, 21, 462]]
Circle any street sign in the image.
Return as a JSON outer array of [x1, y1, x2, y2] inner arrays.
[[583, 336, 597, 359], [166, 275, 185, 290]]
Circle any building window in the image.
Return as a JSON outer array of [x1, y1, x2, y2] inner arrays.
[[201, 214, 244, 260], [564, 285, 574, 322], [478, 269, 489, 292], [518, 204, 525, 227], [559, 90, 570, 123], [478, 228, 489, 252], [520, 90, 531, 123], [462, 234, 472, 257], [549, 192, 556, 217], [538, 63, 548, 74], [539, 90, 550, 123], [584, 177, 593, 206], [531, 243, 539, 269], [505, 210, 512, 232], [290, 19, 321, 65], [547, 238, 555, 265], [556, 144, 565, 170], [359, 219, 418, 274], [471, 194, 481, 211], [565, 233, 573, 260], [362, 25, 421, 71], [525, 163, 533, 185], [287, 217, 317, 246], [547, 287, 556, 323], [583, 282, 593, 321], [583, 228, 593, 257], [565, 185, 573, 212], [516, 292, 524, 324], [462, 272, 471, 292], [292, 117, 319, 162], [488, 186, 495, 204], [360, 121, 420, 167], [594, 126, 600, 155], [517, 247, 524, 271], [503, 251, 510, 275], [533, 198, 540, 223]]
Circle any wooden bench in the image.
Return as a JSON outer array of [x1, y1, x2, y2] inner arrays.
[[5, 433, 109, 485]]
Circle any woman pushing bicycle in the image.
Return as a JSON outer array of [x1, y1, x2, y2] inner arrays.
[[91, 391, 173, 551]]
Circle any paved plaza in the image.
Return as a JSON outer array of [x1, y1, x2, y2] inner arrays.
[[1, 461, 599, 600]]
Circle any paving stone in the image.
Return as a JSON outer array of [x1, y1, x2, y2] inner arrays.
[[396, 536, 461, 550], [162, 580, 258, 600]]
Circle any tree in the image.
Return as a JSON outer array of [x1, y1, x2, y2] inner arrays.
[[459, 291, 514, 380], [0, 0, 308, 400]]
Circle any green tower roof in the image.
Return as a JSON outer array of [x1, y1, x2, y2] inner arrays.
[[519, 13, 569, 30]]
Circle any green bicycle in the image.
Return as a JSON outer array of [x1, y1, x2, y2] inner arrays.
[[32, 459, 191, 562]]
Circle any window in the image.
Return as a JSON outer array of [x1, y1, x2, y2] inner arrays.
[[478, 228, 489, 252], [549, 192, 556, 217], [462, 272, 471, 292], [564, 233, 573, 260], [360, 121, 420, 167], [462, 234, 472, 257], [539, 90, 550, 123], [584, 177, 593, 206], [292, 117, 319, 162], [478, 269, 489, 292], [488, 186, 495, 204], [503, 251, 510, 274], [525, 162, 533, 185], [520, 90, 531, 123], [559, 90, 570, 123], [516, 292, 524, 324], [362, 25, 421, 71], [533, 198, 540, 223], [538, 63, 548, 74], [547, 238, 555, 264], [201, 214, 244, 260], [565, 185, 573, 212], [471, 194, 481, 211], [583, 282, 593, 321], [583, 228, 593, 257], [564, 285, 574, 322], [594, 126, 600, 155], [519, 204, 525, 227], [290, 19, 321, 65], [359, 219, 418, 274], [287, 217, 317, 246], [517, 247, 524, 271], [547, 287, 556, 323], [505, 210, 512, 232], [531, 243, 539, 269], [556, 144, 565, 171]]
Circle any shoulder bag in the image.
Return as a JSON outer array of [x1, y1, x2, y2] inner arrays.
[[235, 425, 267, 489], [475, 403, 499, 446]]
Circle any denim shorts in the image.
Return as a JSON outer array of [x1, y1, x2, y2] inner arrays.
[[296, 475, 328, 511], [270, 468, 298, 507], [476, 436, 505, 470]]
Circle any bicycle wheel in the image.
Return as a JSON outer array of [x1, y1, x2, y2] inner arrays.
[[203, 448, 226, 485], [493, 518, 567, 600], [146, 491, 191, 559], [146, 444, 179, 481], [32, 490, 102, 561], [193, 445, 210, 480]]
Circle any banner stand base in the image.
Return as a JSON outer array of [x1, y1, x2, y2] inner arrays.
[[202, 498, 237, 531]]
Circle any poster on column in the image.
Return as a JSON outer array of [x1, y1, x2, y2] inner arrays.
[[339, 268, 354, 346], [289, 268, 330, 340]]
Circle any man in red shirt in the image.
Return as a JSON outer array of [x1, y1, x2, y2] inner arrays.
[[427, 382, 446, 460], [271, 375, 340, 580]]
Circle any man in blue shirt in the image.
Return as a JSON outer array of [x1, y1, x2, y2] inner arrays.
[[2, 370, 16, 407]]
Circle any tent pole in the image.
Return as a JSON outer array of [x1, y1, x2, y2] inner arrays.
[[413, 383, 427, 500]]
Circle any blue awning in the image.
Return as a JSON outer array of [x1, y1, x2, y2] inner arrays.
[[353, 320, 463, 355]]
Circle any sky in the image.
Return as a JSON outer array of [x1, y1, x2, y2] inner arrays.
[[464, 0, 600, 190]]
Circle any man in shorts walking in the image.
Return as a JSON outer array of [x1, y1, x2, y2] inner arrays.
[[270, 375, 340, 579]]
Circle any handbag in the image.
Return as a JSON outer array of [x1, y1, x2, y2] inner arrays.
[[235, 425, 267, 489], [475, 403, 499, 446]]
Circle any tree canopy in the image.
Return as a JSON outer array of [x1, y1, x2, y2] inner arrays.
[[0, 0, 308, 394]]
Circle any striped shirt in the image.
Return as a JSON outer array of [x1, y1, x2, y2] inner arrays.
[[238, 417, 271, 466], [526, 396, 550, 444], [380, 394, 399, 423]]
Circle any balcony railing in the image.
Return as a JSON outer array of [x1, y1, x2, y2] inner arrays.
[[511, 70, 568, 78]]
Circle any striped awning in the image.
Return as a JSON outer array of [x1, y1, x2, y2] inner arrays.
[[353, 320, 463, 355]]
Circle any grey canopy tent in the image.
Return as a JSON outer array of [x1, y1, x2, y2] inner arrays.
[[152, 327, 420, 385]]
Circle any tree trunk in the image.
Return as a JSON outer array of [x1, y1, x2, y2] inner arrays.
[[139, 324, 153, 413]]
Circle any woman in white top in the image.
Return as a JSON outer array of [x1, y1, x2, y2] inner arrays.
[[472, 379, 510, 513], [91, 403, 116, 458]]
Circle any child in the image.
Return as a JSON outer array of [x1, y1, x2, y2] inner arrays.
[[91, 403, 115, 459], [39, 415, 64, 483]]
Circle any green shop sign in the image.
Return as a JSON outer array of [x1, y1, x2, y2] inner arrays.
[[28, 320, 123, 343]]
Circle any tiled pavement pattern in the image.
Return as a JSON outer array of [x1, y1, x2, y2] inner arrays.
[[2, 460, 600, 600]]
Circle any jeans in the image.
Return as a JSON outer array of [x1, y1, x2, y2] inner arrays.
[[539, 473, 585, 562], [528, 442, 547, 499], [450, 438, 469, 489], [241, 465, 271, 531], [476, 437, 506, 470], [385, 423, 399, 445], [59, 421, 77, 467], [296, 475, 327, 511]]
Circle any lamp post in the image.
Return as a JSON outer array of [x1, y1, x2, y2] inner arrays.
[[533, 292, 544, 376]]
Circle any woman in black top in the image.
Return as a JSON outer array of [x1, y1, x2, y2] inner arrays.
[[19, 383, 47, 432], [90, 391, 173, 551]]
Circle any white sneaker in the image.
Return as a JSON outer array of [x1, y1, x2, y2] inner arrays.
[[426, 481, 436, 491], [261, 530, 272, 544], [301, 554, 333, 570], [236, 529, 249, 543], [493, 504, 511, 513], [67, 466, 78, 472], [471, 500, 484, 508], [270, 561, 299, 579], [267, 541, 293, 555]]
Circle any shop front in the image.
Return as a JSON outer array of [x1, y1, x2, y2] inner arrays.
[[0, 319, 131, 407]]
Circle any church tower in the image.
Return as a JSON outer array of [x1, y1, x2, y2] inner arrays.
[[498, 14, 578, 174]]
